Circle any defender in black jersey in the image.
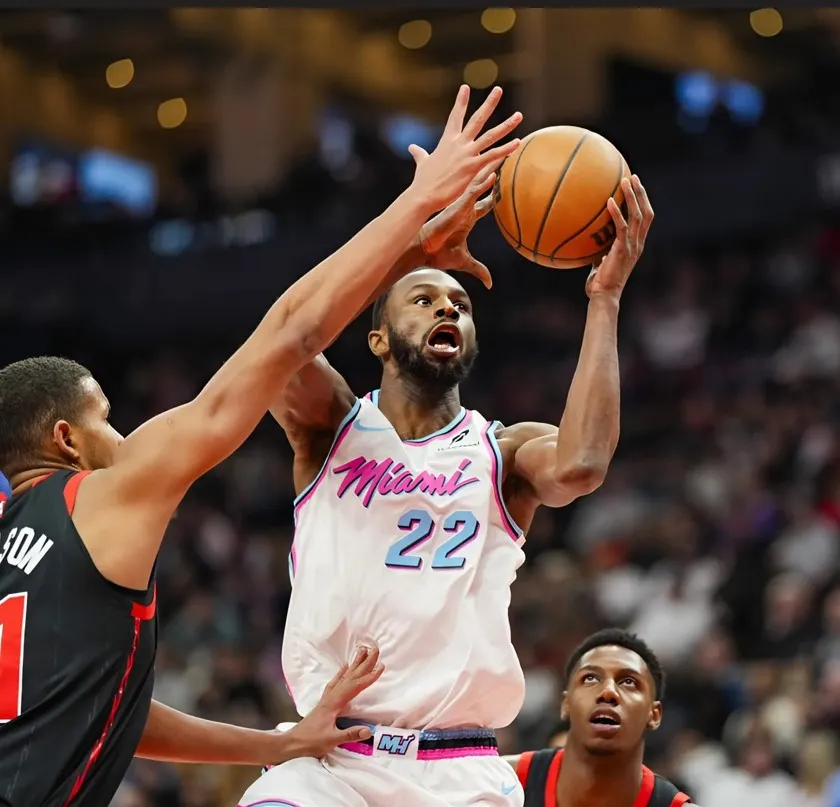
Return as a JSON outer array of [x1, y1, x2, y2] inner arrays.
[[0, 85, 522, 807], [506, 629, 695, 807]]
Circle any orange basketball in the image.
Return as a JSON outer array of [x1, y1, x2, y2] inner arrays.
[[493, 126, 630, 269]]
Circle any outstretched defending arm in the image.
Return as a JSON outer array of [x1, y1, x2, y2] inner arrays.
[[74, 85, 522, 591], [500, 176, 654, 523], [271, 87, 517, 444], [137, 647, 382, 765]]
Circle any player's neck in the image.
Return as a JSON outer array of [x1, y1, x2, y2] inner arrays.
[[377, 374, 461, 441], [556, 742, 645, 807], [9, 463, 78, 495]]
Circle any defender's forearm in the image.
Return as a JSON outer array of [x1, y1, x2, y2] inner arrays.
[[135, 701, 297, 766]]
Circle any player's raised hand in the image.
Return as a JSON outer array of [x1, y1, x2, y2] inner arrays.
[[280, 645, 384, 759], [585, 174, 654, 299], [409, 85, 522, 214], [417, 160, 502, 289]]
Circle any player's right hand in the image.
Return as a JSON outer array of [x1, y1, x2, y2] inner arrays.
[[279, 645, 384, 760], [408, 85, 522, 214]]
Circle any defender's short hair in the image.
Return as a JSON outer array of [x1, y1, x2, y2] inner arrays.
[[371, 290, 391, 331], [565, 628, 665, 700], [0, 357, 92, 473]]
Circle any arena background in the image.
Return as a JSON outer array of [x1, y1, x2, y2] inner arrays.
[[3, 8, 840, 806]]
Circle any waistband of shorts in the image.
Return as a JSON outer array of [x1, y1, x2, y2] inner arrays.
[[336, 718, 498, 761]]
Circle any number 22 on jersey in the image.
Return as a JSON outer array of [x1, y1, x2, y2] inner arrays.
[[385, 509, 479, 570], [0, 592, 27, 722]]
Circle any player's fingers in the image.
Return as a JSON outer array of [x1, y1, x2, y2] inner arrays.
[[474, 111, 523, 153], [623, 177, 643, 239], [322, 663, 350, 695], [408, 144, 429, 165], [463, 86, 504, 140], [338, 724, 373, 743], [344, 662, 385, 700], [476, 139, 521, 171], [443, 84, 471, 137], [469, 171, 497, 205], [635, 176, 654, 234], [466, 256, 493, 290], [607, 197, 628, 236], [474, 190, 496, 219]]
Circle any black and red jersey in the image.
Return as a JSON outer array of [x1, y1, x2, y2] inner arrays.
[[517, 747, 692, 807], [0, 470, 157, 807]]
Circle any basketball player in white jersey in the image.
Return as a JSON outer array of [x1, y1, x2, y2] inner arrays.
[[238, 107, 654, 805]]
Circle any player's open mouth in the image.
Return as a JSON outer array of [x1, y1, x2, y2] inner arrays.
[[589, 708, 621, 736], [426, 323, 462, 358]]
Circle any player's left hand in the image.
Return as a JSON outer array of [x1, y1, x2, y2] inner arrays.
[[278, 645, 384, 760], [585, 174, 653, 299], [415, 161, 501, 291]]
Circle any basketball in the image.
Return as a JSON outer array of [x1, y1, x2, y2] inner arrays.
[[493, 126, 631, 269]]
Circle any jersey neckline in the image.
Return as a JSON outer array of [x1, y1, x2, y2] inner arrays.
[[545, 749, 656, 807], [367, 389, 468, 444]]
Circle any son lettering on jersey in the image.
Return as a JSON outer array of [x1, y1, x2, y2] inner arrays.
[[0, 526, 54, 575], [333, 456, 479, 508]]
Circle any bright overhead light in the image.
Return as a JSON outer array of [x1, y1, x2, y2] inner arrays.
[[463, 58, 499, 90], [481, 8, 516, 34], [105, 58, 134, 89], [749, 8, 783, 37], [399, 19, 432, 49], [158, 98, 188, 129]]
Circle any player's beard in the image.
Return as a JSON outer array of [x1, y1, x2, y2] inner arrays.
[[386, 322, 477, 394]]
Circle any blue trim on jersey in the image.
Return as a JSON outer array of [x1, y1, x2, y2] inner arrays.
[[292, 398, 362, 508], [368, 389, 467, 444], [487, 421, 524, 538]]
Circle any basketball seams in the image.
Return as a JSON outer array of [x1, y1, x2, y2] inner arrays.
[[531, 131, 590, 261], [549, 153, 626, 258], [509, 136, 536, 248]]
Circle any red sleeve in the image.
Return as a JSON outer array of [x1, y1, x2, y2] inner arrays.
[[516, 751, 535, 789]]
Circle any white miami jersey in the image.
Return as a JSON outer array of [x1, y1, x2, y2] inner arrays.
[[282, 390, 526, 730]]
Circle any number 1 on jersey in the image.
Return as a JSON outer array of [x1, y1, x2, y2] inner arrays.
[[385, 509, 478, 570], [0, 592, 27, 723]]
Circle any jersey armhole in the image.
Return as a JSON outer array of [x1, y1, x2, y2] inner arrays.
[[292, 398, 362, 515], [63, 470, 92, 515], [482, 420, 525, 546], [670, 794, 691, 806], [516, 751, 535, 788]]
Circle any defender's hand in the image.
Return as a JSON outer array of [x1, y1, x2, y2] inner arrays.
[[417, 162, 501, 289], [409, 85, 522, 214], [280, 646, 383, 760], [586, 175, 654, 300]]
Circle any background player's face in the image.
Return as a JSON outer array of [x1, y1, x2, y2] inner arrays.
[[52, 376, 123, 471], [370, 269, 478, 392], [562, 645, 662, 757]]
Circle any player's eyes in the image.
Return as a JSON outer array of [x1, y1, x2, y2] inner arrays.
[[454, 302, 469, 312], [621, 678, 637, 687], [414, 296, 431, 306], [582, 674, 598, 683]]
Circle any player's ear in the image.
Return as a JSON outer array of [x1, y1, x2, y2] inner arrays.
[[560, 691, 570, 722], [52, 420, 82, 467], [647, 700, 662, 732], [368, 328, 389, 360]]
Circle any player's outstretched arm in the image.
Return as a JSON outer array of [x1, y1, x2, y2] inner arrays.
[[136, 646, 383, 765], [271, 89, 519, 449], [500, 176, 654, 515], [73, 86, 521, 590]]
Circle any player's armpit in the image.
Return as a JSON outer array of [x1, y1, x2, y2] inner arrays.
[[505, 422, 608, 509], [502, 754, 520, 769], [270, 354, 357, 442]]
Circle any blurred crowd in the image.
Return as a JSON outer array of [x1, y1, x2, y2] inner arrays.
[[7, 168, 840, 807]]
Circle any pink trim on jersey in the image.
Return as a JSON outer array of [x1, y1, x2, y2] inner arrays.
[[480, 421, 522, 542], [339, 740, 374, 755], [418, 746, 499, 760], [238, 800, 304, 807], [293, 411, 357, 514]]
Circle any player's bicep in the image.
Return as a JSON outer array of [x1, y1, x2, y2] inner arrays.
[[510, 423, 605, 508], [269, 353, 356, 439]]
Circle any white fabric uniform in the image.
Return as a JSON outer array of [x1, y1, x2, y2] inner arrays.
[[240, 392, 526, 806]]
